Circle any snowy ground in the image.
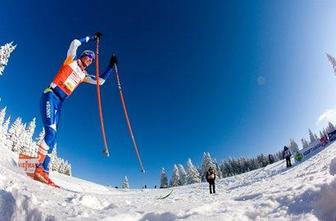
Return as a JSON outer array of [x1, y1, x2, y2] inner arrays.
[[0, 143, 336, 221]]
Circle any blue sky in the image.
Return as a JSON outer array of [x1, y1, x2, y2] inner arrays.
[[2, 0, 336, 188]]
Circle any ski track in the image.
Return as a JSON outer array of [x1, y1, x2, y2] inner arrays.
[[0, 142, 336, 220]]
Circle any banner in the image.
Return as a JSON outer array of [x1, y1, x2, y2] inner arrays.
[[18, 154, 37, 178]]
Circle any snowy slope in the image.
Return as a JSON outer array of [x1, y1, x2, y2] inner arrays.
[[0, 143, 336, 221]]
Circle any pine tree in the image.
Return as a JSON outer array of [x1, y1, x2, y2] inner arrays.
[[0, 107, 7, 145], [8, 118, 25, 152], [36, 128, 45, 145], [177, 164, 187, 186], [308, 129, 317, 144], [122, 176, 129, 189], [327, 122, 336, 133], [171, 164, 180, 187], [18, 123, 27, 154], [3, 116, 10, 135], [160, 168, 168, 188], [327, 53, 336, 74], [65, 163, 72, 176], [58, 159, 65, 174], [186, 158, 201, 184], [0, 107, 7, 126], [301, 138, 309, 149], [289, 139, 299, 154], [213, 159, 223, 179], [0, 42, 16, 75], [2, 116, 10, 148], [51, 146, 59, 171], [24, 118, 36, 156], [319, 131, 324, 139], [256, 154, 268, 168]]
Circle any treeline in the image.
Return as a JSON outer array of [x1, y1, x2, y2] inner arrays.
[[160, 122, 336, 188]]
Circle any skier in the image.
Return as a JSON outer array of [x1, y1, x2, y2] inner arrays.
[[268, 154, 274, 164], [34, 33, 118, 187], [283, 146, 292, 168], [206, 166, 216, 194]]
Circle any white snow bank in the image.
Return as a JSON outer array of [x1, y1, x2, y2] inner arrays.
[[1, 142, 336, 220]]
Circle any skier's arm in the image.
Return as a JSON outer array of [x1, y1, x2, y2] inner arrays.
[[83, 54, 118, 85], [63, 34, 98, 65], [84, 66, 113, 85]]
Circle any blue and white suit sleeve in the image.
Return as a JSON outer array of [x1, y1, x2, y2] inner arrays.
[[65, 36, 95, 63], [84, 66, 113, 85]]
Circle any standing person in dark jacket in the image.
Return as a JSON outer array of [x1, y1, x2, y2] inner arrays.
[[283, 146, 292, 168], [206, 166, 216, 194]]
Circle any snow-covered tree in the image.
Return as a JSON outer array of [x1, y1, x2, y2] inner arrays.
[[122, 176, 129, 189], [274, 150, 284, 161], [177, 164, 187, 185], [319, 131, 324, 139], [0, 107, 7, 144], [35, 128, 45, 145], [3, 116, 10, 134], [308, 129, 317, 144], [65, 163, 72, 176], [221, 158, 233, 177], [0, 107, 7, 127], [186, 158, 201, 184], [58, 159, 65, 174], [326, 121, 336, 133], [8, 117, 25, 152], [301, 138, 309, 149], [327, 53, 336, 74], [288, 139, 300, 154], [23, 118, 36, 156], [213, 159, 223, 179], [160, 168, 168, 188], [256, 154, 268, 168], [50, 146, 59, 171], [171, 164, 180, 187], [0, 42, 16, 75], [2, 116, 11, 148]]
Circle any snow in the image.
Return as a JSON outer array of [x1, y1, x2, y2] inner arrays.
[[1, 143, 336, 220]]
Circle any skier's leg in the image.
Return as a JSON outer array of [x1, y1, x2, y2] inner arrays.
[[209, 183, 212, 194], [38, 91, 61, 172], [213, 182, 216, 193], [41, 99, 62, 173]]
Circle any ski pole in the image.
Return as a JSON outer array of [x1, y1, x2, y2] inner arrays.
[[95, 37, 110, 156], [113, 63, 145, 173]]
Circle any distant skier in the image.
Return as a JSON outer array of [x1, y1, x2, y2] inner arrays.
[[283, 146, 292, 168], [34, 33, 118, 187], [268, 154, 274, 164], [206, 166, 216, 194]]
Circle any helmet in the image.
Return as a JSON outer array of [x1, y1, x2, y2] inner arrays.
[[80, 50, 95, 60]]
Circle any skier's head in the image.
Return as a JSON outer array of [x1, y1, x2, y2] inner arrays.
[[79, 50, 95, 68]]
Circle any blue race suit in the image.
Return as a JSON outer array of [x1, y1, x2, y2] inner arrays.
[[37, 36, 112, 172]]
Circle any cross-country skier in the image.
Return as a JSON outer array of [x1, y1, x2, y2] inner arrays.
[[34, 33, 118, 187]]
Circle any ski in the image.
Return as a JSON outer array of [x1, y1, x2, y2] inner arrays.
[[157, 189, 174, 200]]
